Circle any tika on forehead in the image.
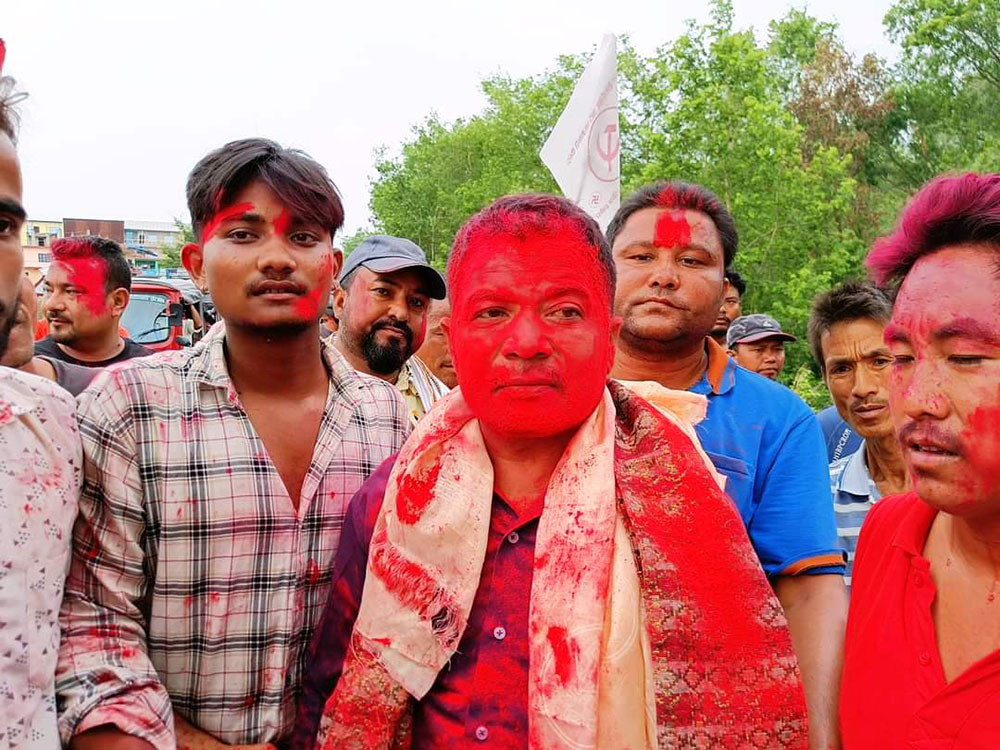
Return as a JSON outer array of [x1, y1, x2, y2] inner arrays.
[[654, 210, 691, 248]]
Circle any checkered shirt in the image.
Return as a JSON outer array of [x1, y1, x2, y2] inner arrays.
[[55, 324, 410, 748]]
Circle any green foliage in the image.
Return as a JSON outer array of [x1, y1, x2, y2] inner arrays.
[[158, 219, 194, 269], [340, 227, 375, 258], [363, 0, 999, 406]]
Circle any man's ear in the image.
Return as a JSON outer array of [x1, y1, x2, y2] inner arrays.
[[330, 247, 344, 281], [727, 346, 737, 358], [110, 288, 130, 318], [332, 281, 347, 322], [182, 243, 206, 291]]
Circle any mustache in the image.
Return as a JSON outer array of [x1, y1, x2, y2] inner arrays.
[[370, 319, 414, 345], [897, 420, 964, 455], [636, 294, 689, 311], [45, 313, 72, 323], [852, 398, 889, 410], [489, 366, 563, 390]]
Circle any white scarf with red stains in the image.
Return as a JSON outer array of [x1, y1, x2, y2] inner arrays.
[[318, 383, 807, 749]]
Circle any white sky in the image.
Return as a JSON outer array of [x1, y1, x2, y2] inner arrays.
[[6, 0, 896, 238]]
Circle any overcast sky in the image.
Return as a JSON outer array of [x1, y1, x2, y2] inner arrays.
[[6, 0, 897, 238]]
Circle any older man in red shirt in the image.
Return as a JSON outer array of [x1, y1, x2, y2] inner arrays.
[[839, 172, 1000, 748]]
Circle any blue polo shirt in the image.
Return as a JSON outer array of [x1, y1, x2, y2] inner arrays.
[[691, 339, 846, 578]]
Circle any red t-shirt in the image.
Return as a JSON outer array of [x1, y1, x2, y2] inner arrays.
[[840, 491, 1000, 748]]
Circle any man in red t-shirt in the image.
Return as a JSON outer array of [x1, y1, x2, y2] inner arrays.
[[839, 172, 1000, 748]]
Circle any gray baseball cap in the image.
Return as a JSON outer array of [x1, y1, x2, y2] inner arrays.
[[339, 235, 446, 299], [726, 314, 797, 348]]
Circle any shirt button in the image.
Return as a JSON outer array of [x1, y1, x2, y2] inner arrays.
[[919, 652, 931, 666], [493, 626, 506, 641], [475, 725, 489, 741], [507, 531, 519, 544]]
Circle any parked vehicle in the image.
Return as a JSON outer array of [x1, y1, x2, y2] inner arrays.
[[122, 278, 193, 352]]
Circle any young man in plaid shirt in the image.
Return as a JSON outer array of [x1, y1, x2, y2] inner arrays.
[[56, 138, 411, 750]]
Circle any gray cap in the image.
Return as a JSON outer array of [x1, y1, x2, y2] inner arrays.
[[726, 314, 797, 348], [339, 235, 446, 299]]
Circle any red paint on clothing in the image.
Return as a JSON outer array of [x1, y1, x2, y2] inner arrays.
[[395, 444, 444, 524], [653, 210, 691, 249], [200, 201, 255, 245], [88, 625, 121, 638], [306, 558, 322, 585], [546, 626, 575, 685]]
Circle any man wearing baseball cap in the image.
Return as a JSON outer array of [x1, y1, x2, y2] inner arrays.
[[726, 313, 797, 380], [333, 235, 449, 423]]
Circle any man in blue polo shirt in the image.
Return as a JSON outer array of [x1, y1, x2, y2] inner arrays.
[[609, 180, 846, 750]]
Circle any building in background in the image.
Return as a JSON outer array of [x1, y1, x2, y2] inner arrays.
[[20, 219, 64, 282], [125, 220, 183, 276]]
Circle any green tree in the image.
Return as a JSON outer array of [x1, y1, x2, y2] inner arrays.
[[159, 219, 194, 269]]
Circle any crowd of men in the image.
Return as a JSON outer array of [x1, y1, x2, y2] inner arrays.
[[1, 49, 998, 750]]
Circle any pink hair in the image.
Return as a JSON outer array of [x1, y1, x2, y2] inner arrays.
[[867, 172, 1000, 285]]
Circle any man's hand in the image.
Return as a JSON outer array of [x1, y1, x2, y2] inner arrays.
[[70, 726, 156, 750], [776, 574, 848, 750], [175, 714, 276, 750]]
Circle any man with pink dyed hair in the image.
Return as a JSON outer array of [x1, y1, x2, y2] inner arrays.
[[840, 172, 1000, 746]]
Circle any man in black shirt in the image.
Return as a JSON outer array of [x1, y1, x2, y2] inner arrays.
[[37, 236, 152, 367]]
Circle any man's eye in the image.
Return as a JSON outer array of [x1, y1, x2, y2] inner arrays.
[[553, 307, 582, 319], [228, 229, 256, 241], [0, 218, 12, 235], [476, 308, 507, 320], [372, 287, 391, 297], [679, 257, 702, 267], [830, 365, 851, 375], [891, 355, 914, 366], [628, 253, 652, 262], [291, 232, 319, 245], [410, 298, 426, 309], [949, 355, 985, 366], [873, 357, 893, 368]]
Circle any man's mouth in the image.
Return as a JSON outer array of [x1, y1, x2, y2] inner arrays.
[[252, 280, 306, 297], [639, 297, 685, 310], [853, 403, 888, 418]]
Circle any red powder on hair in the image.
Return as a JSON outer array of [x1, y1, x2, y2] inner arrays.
[[200, 201, 255, 245], [654, 210, 691, 249], [51, 256, 111, 316]]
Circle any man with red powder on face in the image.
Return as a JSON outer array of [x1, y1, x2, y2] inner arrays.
[[55, 138, 410, 750], [36, 236, 153, 367], [292, 194, 809, 749], [840, 172, 1000, 747], [606, 181, 846, 749]]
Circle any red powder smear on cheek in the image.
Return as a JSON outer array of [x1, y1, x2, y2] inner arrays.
[[654, 210, 691, 249], [60, 259, 111, 317], [295, 284, 323, 320], [395, 444, 444, 524], [961, 389, 1000, 492], [200, 201, 255, 244]]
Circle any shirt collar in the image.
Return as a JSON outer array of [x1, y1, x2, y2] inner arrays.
[[890, 491, 938, 556], [0, 369, 39, 426], [395, 359, 416, 395], [186, 321, 357, 406], [690, 337, 736, 396], [838, 442, 881, 500]]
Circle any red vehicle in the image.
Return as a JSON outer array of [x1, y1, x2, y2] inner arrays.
[[120, 278, 189, 352]]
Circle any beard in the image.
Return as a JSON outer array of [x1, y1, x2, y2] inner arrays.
[[0, 297, 19, 360], [361, 320, 414, 375]]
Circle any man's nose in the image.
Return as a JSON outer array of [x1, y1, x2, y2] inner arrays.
[[256, 234, 298, 275], [647, 259, 680, 290], [899, 359, 950, 420], [502, 313, 552, 360]]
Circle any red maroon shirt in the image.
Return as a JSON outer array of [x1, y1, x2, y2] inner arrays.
[[292, 455, 539, 749], [840, 491, 1000, 748]]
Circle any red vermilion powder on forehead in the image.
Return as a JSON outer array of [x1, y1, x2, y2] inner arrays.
[[654, 210, 691, 249], [52, 256, 110, 317], [200, 201, 254, 245]]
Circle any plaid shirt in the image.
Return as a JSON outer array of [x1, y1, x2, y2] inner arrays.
[[55, 325, 410, 748]]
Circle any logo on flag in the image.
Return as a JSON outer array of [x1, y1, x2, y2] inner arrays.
[[540, 34, 619, 230]]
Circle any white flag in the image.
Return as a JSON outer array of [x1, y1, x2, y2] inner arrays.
[[540, 34, 620, 230]]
